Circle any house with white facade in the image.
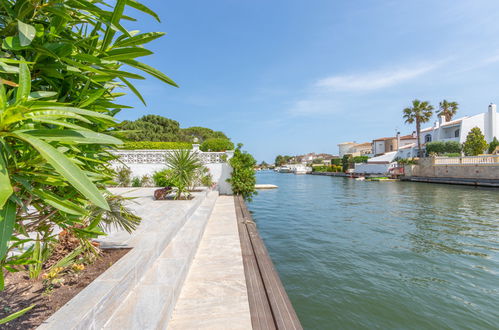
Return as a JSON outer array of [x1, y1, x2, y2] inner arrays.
[[402, 103, 499, 157], [372, 133, 417, 156]]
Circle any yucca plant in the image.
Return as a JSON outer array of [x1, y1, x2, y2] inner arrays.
[[165, 149, 203, 199], [0, 0, 176, 301]]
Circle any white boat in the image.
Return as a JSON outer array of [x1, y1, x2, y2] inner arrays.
[[277, 165, 292, 173]]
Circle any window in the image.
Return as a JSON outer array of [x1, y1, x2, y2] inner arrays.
[[454, 129, 460, 138], [425, 134, 432, 143]]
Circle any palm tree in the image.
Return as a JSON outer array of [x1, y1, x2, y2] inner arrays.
[[403, 99, 434, 157], [437, 100, 459, 122]]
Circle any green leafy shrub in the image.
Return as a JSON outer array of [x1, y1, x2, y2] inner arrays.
[[313, 165, 342, 172], [140, 175, 153, 187], [153, 169, 175, 187], [442, 153, 461, 157], [121, 141, 192, 150], [426, 141, 461, 155], [115, 167, 132, 187], [201, 173, 214, 187], [488, 137, 499, 154], [227, 144, 257, 201], [0, 0, 173, 320], [463, 127, 488, 156], [132, 177, 141, 187], [200, 138, 234, 152], [331, 158, 341, 166], [352, 156, 369, 163]]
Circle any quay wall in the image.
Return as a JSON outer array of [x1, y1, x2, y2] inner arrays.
[[404, 157, 499, 180]]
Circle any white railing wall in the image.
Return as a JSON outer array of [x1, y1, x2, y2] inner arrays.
[[433, 155, 499, 165], [109, 145, 234, 194]]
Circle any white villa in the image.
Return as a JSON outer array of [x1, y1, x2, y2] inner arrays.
[[354, 103, 499, 174], [399, 103, 499, 158]]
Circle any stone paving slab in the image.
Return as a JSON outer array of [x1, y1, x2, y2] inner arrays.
[[103, 191, 219, 330], [38, 188, 213, 330], [168, 196, 252, 330]]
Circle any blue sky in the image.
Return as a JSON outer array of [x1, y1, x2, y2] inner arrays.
[[119, 0, 499, 162]]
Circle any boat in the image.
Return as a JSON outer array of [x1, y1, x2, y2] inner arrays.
[[277, 165, 292, 173]]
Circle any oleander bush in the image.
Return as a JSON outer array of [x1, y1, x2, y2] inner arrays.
[[121, 141, 192, 150], [200, 138, 234, 152], [0, 0, 175, 321]]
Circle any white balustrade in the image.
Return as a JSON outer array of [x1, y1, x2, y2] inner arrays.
[[433, 155, 499, 165], [109, 149, 232, 165]]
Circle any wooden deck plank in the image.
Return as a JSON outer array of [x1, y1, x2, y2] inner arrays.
[[235, 197, 276, 330], [235, 196, 303, 330]]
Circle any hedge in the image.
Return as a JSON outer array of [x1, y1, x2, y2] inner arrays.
[[120, 141, 193, 150], [200, 138, 234, 152], [426, 141, 461, 155]]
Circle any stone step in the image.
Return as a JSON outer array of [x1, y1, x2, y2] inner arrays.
[[102, 191, 219, 330]]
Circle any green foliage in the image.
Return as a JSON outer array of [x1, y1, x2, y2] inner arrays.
[[463, 127, 488, 156], [275, 155, 292, 166], [200, 138, 234, 152], [200, 172, 214, 187], [426, 141, 461, 155], [341, 155, 351, 172], [228, 144, 257, 201], [121, 115, 181, 141], [0, 0, 172, 312], [181, 126, 228, 142], [312, 158, 324, 164], [121, 116, 228, 142], [488, 137, 499, 154], [152, 169, 175, 187], [312, 165, 342, 172], [132, 177, 141, 187], [396, 158, 418, 165], [90, 195, 142, 234], [165, 150, 203, 199], [115, 167, 132, 187], [331, 158, 341, 166], [443, 153, 461, 157], [437, 100, 459, 122], [121, 141, 192, 150], [403, 99, 434, 156], [352, 156, 369, 163]]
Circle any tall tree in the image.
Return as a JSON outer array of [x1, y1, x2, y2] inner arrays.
[[403, 100, 434, 157], [437, 100, 459, 122], [463, 127, 488, 156]]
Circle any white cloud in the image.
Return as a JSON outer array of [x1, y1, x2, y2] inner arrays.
[[287, 61, 442, 116], [315, 63, 439, 91]]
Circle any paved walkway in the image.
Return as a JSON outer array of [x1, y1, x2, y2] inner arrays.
[[168, 196, 252, 329]]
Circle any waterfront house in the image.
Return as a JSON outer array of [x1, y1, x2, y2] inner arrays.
[[338, 142, 373, 157], [420, 103, 498, 146], [372, 133, 417, 156]]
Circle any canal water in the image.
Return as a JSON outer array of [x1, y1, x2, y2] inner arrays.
[[248, 171, 499, 329]]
